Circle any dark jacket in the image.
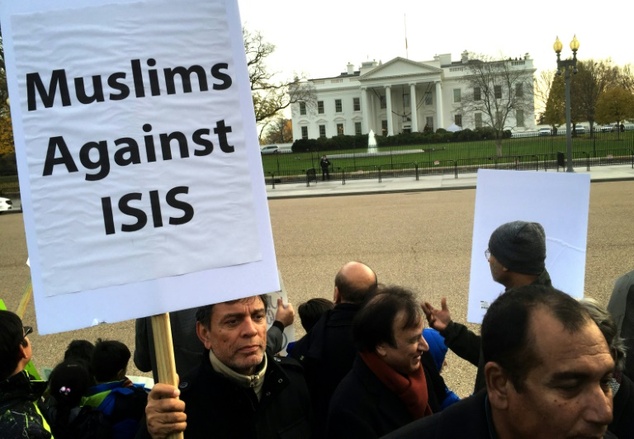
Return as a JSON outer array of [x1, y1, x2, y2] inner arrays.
[[82, 379, 148, 439], [442, 270, 552, 392], [326, 353, 447, 439], [138, 351, 312, 439], [382, 389, 492, 439], [383, 389, 618, 439], [290, 303, 360, 437], [610, 373, 634, 439], [0, 371, 52, 439]]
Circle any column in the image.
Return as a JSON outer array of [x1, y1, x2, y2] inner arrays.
[[385, 85, 393, 136], [361, 87, 370, 133], [409, 83, 418, 132], [435, 81, 444, 129]]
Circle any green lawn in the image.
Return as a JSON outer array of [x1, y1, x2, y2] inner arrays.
[[261, 132, 634, 176]]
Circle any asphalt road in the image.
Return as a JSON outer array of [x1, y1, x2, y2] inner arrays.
[[1, 180, 633, 398]]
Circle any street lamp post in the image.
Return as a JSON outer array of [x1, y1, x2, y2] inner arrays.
[[553, 35, 580, 173]]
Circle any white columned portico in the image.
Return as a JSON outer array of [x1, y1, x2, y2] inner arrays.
[[361, 87, 370, 133], [435, 81, 444, 129], [385, 85, 394, 136], [409, 83, 418, 132]]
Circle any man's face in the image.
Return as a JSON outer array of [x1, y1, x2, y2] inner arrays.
[[488, 253, 507, 285], [197, 296, 267, 375], [378, 311, 428, 375], [496, 308, 614, 439]]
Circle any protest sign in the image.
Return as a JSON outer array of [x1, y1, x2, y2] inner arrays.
[[467, 169, 590, 324], [1, 0, 279, 334]]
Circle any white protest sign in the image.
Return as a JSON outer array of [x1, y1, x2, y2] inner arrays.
[[467, 169, 590, 324], [1, 0, 280, 334]]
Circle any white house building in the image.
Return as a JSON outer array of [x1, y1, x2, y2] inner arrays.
[[290, 52, 536, 141]]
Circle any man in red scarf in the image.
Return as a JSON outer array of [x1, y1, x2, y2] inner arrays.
[[325, 285, 450, 439]]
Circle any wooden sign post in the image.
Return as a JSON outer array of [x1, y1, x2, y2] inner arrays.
[[151, 313, 184, 439]]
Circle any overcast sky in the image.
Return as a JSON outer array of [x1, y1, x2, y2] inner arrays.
[[237, 0, 633, 82]]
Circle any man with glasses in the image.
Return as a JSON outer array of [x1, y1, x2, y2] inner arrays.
[[422, 220, 551, 392], [0, 310, 52, 438]]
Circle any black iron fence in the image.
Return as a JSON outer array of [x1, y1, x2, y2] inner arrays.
[[263, 131, 634, 187]]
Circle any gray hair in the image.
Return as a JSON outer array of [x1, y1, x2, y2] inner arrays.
[[579, 297, 626, 372]]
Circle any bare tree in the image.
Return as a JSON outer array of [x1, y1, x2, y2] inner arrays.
[[542, 73, 565, 132], [458, 53, 535, 156], [616, 64, 634, 93], [244, 29, 314, 127], [569, 59, 619, 134], [261, 117, 293, 144], [534, 69, 556, 123]]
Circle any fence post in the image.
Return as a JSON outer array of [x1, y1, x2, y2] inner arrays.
[[306, 168, 317, 187], [454, 160, 458, 179], [531, 155, 539, 172], [341, 168, 346, 185], [414, 162, 419, 181], [378, 166, 382, 183], [270, 172, 275, 190]]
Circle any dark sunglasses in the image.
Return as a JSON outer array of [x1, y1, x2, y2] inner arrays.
[[23, 326, 33, 338]]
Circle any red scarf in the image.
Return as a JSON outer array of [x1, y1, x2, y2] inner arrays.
[[360, 351, 432, 419]]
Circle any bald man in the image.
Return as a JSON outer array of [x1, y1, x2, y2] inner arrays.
[[290, 261, 378, 439]]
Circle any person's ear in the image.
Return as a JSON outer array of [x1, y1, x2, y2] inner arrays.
[[196, 321, 213, 350], [375, 343, 388, 358], [485, 361, 510, 410], [17, 343, 28, 359], [116, 368, 126, 380]]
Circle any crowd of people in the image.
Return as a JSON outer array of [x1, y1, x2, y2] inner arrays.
[[1, 220, 633, 438]]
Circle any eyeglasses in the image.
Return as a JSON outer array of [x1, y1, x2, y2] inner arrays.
[[23, 326, 33, 339], [484, 249, 491, 260]]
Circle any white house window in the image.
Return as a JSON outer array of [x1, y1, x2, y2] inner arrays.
[[380, 96, 386, 109], [355, 122, 362, 135], [495, 111, 502, 125], [381, 120, 388, 136], [516, 83, 524, 97], [424, 92, 432, 105], [335, 99, 342, 113], [453, 89, 461, 103], [473, 87, 481, 101], [337, 123, 344, 135], [353, 97, 360, 111], [475, 113, 483, 128], [301, 126, 308, 139], [454, 114, 462, 127], [426, 116, 434, 131], [318, 101, 324, 114], [516, 110, 525, 127], [494, 85, 502, 99], [403, 93, 410, 107], [319, 125, 326, 138]]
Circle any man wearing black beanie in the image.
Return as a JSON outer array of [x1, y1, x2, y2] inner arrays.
[[422, 220, 552, 393]]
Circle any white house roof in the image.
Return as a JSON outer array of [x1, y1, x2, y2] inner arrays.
[[359, 57, 443, 82]]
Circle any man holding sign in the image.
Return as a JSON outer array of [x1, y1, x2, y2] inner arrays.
[[141, 295, 312, 439]]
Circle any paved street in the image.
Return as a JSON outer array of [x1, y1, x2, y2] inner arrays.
[[1, 168, 633, 398]]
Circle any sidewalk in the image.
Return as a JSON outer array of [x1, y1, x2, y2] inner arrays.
[[265, 163, 634, 199]]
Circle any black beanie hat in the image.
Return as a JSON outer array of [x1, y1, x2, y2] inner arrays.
[[488, 221, 546, 275]]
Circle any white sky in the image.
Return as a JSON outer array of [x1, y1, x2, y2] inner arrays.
[[237, 0, 633, 82]]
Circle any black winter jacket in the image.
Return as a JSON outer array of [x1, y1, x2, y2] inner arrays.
[[136, 352, 312, 439]]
